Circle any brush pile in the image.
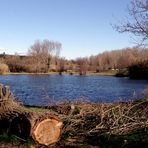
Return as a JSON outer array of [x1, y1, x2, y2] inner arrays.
[[53, 99, 148, 147]]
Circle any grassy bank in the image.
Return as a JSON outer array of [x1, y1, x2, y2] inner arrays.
[[4, 70, 117, 76], [0, 98, 148, 147]]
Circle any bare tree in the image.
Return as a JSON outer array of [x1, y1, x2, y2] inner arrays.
[[57, 57, 66, 74], [28, 40, 62, 73], [115, 0, 148, 45], [76, 58, 88, 75]]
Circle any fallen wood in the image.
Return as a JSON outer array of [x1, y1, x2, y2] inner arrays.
[[0, 84, 62, 146]]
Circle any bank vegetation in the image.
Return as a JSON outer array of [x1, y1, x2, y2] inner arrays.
[[0, 46, 148, 79]]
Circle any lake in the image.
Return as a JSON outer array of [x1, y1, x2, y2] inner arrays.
[[0, 74, 147, 106]]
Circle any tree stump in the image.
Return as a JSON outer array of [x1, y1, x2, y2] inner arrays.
[[0, 84, 62, 146]]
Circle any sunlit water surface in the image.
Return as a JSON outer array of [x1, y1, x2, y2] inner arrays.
[[0, 74, 147, 106]]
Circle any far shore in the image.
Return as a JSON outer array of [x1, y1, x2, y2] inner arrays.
[[4, 70, 117, 76]]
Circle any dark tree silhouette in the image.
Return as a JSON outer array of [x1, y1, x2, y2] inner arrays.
[[115, 0, 148, 45]]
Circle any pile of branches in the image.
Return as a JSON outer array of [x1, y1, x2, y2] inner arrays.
[[52, 98, 148, 147]]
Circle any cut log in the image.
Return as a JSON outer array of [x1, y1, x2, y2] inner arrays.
[[9, 112, 62, 146], [0, 84, 62, 146], [32, 113, 62, 145]]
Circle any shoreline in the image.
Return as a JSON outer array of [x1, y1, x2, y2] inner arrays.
[[4, 71, 117, 76]]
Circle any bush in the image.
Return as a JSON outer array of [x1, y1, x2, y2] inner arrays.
[[128, 60, 148, 79], [0, 63, 9, 74], [8, 63, 30, 73]]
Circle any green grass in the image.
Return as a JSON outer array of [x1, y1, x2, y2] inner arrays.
[[24, 106, 49, 112]]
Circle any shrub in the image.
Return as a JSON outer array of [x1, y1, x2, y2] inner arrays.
[[128, 60, 148, 79], [8, 63, 29, 73], [0, 63, 9, 74]]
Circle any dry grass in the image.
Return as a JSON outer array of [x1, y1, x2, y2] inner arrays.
[[0, 63, 9, 74]]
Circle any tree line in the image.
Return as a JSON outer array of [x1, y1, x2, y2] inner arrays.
[[0, 43, 148, 75], [75, 47, 148, 75]]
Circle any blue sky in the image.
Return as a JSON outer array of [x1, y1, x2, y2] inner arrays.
[[0, 0, 132, 59]]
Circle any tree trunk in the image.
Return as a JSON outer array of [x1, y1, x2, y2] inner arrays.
[[0, 84, 62, 146]]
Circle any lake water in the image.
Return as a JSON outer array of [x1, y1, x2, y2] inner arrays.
[[0, 74, 147, 106]]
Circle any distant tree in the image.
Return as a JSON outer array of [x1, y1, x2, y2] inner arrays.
[[88, 56, 98, 72], [76, 58, 88, 75], [101, 52, 112, 70], [57, 58, 66, 74], [5, 54, 24, 72], [128, 60, 148, 79], [115, 0, 148, 45], [28, 40, 62, 73]]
